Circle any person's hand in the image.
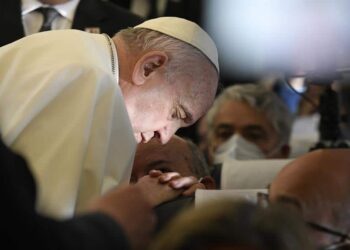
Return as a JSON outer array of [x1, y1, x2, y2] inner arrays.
[[134, 173, 183, 207], [149, 170, 206, 197], [87, 184, 155, 250], [87, 171, 205, 249]]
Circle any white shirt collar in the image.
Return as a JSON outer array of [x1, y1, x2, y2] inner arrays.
[[21, 0, 80, 21]]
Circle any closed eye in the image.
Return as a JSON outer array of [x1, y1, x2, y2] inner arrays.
[[179, 104, 193, 125], [154, 167, 173, 173], [177, 108, 186, 119], [146, 160, 173, 173], [242, 125, 268, 142], [214, 124, 234, 141], [171, 105, 193, 125]]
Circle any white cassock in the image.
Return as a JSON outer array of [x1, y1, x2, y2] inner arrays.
[[0, 30, 136, 219]]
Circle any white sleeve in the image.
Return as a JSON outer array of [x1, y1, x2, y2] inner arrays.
[[0, 63, 136, 219]]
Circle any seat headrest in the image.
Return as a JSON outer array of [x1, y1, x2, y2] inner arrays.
[[195, 189, 268, 208], [221, 159, 293, 189]]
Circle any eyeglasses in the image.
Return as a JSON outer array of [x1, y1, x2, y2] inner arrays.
[[256, 192, 350, 250], [317, 241, 350, 250], [308, 222, 350, 250]]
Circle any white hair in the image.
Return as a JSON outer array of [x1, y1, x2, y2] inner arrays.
[[206, 84, 294, 146], [115, 28, 218, 87]]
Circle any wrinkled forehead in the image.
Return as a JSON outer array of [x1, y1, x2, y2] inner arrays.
[[136, 138, 164, 156], [137, 136, 189, 156], [178, 80, 218, 123], [270, 149, 350, 209], [215, 100, 272, 124]]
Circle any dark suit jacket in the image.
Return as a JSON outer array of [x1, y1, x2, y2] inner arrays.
[[0, 0, 143, 46], [0, 139, 130, 250], [110, 0, 203, 23]]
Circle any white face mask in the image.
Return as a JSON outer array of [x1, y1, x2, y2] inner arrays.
[[213, 134, 266, 164]]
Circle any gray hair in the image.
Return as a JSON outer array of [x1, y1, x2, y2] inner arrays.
[[206, 84, 293, 146], [115, 28, 217, 86], [183, 138, 211, 178]]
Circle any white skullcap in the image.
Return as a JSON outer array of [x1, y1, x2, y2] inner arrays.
[[134, 16, 219, 72]]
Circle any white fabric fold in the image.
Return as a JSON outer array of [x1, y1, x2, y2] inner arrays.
[[221, 158, 293, 190], [0, 30, 136, 218]]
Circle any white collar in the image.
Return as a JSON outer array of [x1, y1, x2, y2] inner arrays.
[[21, 0, 80, 21]]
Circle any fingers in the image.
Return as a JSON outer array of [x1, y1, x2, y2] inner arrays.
[[148, 170, 182, 183], [148, 170, 195, 185], [146, 170, 204, 197], [169, 175, 198, 189], [158, 172, 181, 183], [149, 169, 163, 177], [135, 175, 183, 207]]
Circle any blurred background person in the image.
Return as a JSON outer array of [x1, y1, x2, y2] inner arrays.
[[109, 0, 202, 23], [261, 76, 323, 157], [286, 79, 350, 157], [205, 83, 293, 165], [150, 199, 313, 250], [288, 83, 327, 157], [269, 148, 350, 249], [1, 0, 143, 46], [296, 84, 324, 117]]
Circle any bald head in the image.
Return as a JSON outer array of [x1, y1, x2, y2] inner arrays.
[[113, 19, 219, 144], [269, 149, 350, 247], [131, 135, 213, 187]]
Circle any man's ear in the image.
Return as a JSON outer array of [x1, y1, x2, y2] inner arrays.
[[132, 51, 168, 86]]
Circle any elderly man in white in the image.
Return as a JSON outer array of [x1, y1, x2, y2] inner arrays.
[[0, 17, 219, 218]]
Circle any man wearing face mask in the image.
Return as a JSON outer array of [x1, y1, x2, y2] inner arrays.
[[206, 83, 293, 165]]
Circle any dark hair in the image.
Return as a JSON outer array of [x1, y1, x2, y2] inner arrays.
[[151, 200, 313, 250]]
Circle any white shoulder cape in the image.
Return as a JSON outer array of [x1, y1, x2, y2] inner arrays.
[[0, 30, 136, 218]]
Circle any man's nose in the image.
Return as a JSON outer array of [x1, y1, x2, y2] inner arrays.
[[142, 131, 154, 143], [157, 124, 179, 144]]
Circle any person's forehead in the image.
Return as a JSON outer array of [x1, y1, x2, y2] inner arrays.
[[270, 149, 350, 203], [137, 136, 190, 161], [175, 78, 217, 124], [214, 100, 273, 128], [135, 137, 194, 176], [275, 149, 350, 179], [162, 136, 189, 154]]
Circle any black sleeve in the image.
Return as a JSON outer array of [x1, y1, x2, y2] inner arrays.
[[72, 0, 144, 37], [0, 139, 130, 250], [33, 213, 130, 250], [154, 196, 194, 234]]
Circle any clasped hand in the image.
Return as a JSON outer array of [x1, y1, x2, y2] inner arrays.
[[135, 170, 205, 207]]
